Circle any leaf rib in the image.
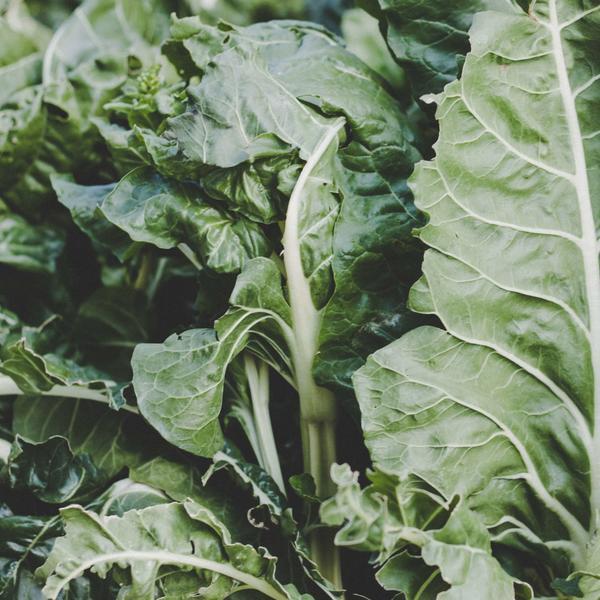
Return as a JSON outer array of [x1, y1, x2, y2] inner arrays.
[[391, 368, 588, 548], [459, 84, 575, 182], [546, 0, 600, 519], [44, 550, 287, 600], [423, 264, 594, 452]]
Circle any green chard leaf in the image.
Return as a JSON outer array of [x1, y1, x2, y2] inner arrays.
[[341, 7, 406, 95], [350, 1, 600, 596], [129, 16, 424, 389], [129, 456, 257, 542], [38, 500, 305, 600], [6, 435, 105, 503], [12, 396, 146, 481], [360, 0, 528, 97], [125, 26, 426, 592], [50, 176, 133, 260], [101, 166, 271, 273], [0, 474, 178, 599], [1, 0, 184, 216], [322, 465, 531, 598], [0, 504, 61, 600], [132, 257, 293, 457]]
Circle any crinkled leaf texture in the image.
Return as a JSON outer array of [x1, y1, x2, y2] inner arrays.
[[350, 1, 600, 597], [360, 0, 528, 97], [6, 435, 105, 504], [101, 167, 271, 274], [126, 16, 423, 419], [51, 176, 134, 260], [132, 257, 293, 456], [38, 500, 307, 600]]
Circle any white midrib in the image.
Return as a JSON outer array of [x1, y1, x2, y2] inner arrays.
[[281, 117, 345, 420], [547, 0, 600, 530], [280, 120, 345, 590], [44, 550, 287, 600], [244, 354, 286, 493], [0, 375, 139, 414]]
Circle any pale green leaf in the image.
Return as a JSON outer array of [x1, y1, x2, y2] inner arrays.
[[353, 1, 600, 595], [132, 257, 292, 456], [38, 501, 297, 600]]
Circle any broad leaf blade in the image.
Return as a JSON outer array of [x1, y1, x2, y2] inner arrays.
[[101, 167, 271, 273], [360, 0, 527, 96], [38, 501, 298, 600], [353, 0, 600, 594], [132, 258, 292, 457], [12, 397, 149, 480], [7, 435, 104, 503]]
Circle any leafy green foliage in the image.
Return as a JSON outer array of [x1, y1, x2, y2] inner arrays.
[[102, 167, 272, 273], [3, 0, 415, 594], [38, 500, 298, 600], [6, 435, 104, 503], [334, 0, 600, 597], [359, 0, 528, 97], [2, 0, 595, 597]]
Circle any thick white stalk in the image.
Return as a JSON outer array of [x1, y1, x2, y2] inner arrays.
[[281, 118, 344, 428], [0, 375, 138, 414], [281, 118, 345, 589], [244, 354, 286, 494]]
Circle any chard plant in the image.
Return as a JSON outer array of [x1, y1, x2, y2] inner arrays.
[[0, 0, 597, 598], [325, 0, 600, 597], [110, 15, 422, 585], [0, 0, 422, 596]]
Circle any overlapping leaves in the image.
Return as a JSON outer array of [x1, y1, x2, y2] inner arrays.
[[343, 1, 600, 597]]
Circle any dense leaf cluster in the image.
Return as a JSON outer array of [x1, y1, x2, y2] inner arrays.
[[0, 0, 598, 598]]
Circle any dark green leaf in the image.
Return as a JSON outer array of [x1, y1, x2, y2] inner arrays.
[[101, 167, 271, 273], [7, 435, 104, 503]]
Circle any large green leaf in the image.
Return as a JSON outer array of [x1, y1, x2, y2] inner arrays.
[[132, 258, 293, 457], [129, 456, 257, 542], [322, 465, 530, 598], [270, 24, 424, 390], [0, 0, 180, 215], [341, 7, 406, 94], [101, 167, 271, 274], [353, 1, 600, 596], [124, 18, 424, 385], [38, 500, 305, 599], [12, 397, 148, 479], [0, 473, 180, 600], [0, 504, 60, 600], [51, 176, 133, 260], [146, 20, 333, 170], [6, 435, 104, 503]]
